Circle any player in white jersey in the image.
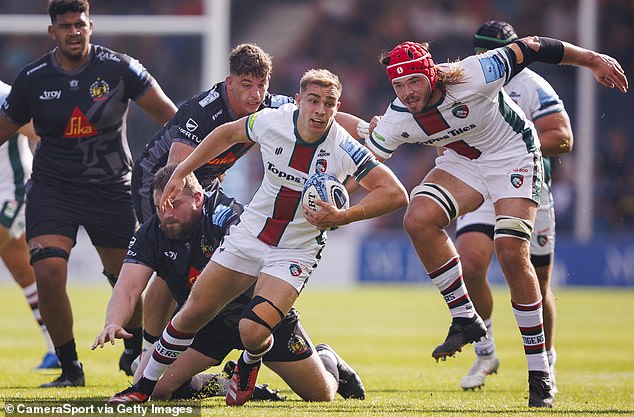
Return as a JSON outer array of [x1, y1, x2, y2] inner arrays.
[[456, 21, 574, 393], [367, 36, 627, 407], [0, 80, 60, 369], [108, 68, 408, 406]]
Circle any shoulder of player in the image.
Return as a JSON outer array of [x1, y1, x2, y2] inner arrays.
[[263, 92, 295, 109], [15, 52, 52, 79]]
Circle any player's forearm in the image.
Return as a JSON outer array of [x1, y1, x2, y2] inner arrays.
[[178, 122, 242, 175]]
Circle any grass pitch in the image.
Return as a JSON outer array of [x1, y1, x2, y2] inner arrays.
[[0, 283, 633, 416]]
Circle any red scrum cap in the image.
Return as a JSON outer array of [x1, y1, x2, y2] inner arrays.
[[384, 41, 437, 91]]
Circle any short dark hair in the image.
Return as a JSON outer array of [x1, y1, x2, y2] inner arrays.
[[152, 164, 203, 197], [229, 43, 272, 78], [48, 0, 90, 23]]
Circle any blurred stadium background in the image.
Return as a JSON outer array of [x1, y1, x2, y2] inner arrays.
[[0, 0, 632, 288]]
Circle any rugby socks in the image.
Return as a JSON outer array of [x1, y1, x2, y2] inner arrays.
[[474, 318, 496, 356], [142, 330, 159, 352], [123, 326, 143, 357], [242, 335, 274, 365], [512, 299, 549, 372], [428, 256, 476, 319], [55, 339, 81, 371], [547, 348, 557, 368], [142, 320, 195, 385], [23, 283, 55, 353], [317, 346, 340, 383]]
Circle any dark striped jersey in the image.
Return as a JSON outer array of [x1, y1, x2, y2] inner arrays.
[[1, 44, 154, 186], [124, 183, 243, 305]]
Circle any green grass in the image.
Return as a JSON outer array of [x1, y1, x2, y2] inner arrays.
[[0, 283, 633, 416]]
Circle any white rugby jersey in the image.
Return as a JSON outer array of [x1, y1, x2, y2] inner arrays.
[[241, 103, 377, 248], [369, 48, 540, 162], [0, 81, 32, 202]]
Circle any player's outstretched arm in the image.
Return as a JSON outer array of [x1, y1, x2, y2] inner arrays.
[[92, 263, 154, 349], [509, 36, 628, 93], [160, 118, 249, 208]]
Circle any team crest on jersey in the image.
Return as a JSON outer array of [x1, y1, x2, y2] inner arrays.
[[289, 263, 302, 277], [187, 266, 200, 288], [510, 173, 524, 188], [90, 78, 110, 101], [537, 235, 548, 247], [287, 335, 309, 355], [452, 103, 469, 119], [315, 158, 327, 173], [63, 106, 97, 138]]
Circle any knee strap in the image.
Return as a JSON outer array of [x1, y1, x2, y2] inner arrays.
[[410, 182, 459, 223], [29, 246, 69, 265], [494, 215, 533, 242], [241, 295, 285, 332], [103, 270, 119, 286]]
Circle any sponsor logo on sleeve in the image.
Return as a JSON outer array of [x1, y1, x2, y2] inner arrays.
[[479, 55, 506, 83]]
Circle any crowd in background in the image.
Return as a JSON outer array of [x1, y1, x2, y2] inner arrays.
[[0, 0, 631, 235]]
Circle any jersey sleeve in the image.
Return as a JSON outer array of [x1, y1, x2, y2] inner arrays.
[[337, 133, 379, 182], [525, 77, 565, 121], [265, 93, 295, 109], [367, 103, 406, 160], [245, 107, 275, 143], [119, 52, 155, 101], [124, 218, 160, 269], [1, 70, 32, 126], [202, 187, 244, 249]]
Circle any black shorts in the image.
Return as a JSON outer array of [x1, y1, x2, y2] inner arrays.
[[190, 297, 313, 363], [131, 162, 155, 224], [25, 178, 137, 248]]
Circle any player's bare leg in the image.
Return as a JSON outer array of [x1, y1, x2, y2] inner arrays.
[[403, 168, 486, 361], [0, 231, 58, 368], [30, 234, 84, 387], [494, 197, 553, 407], [456, 231, 499, 389]]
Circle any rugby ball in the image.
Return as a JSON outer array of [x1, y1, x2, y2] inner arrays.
[[302, 172, 350, 212]]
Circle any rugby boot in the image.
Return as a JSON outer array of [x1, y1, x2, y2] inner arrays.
[[432, 315, 487, 361], [528, 370, 554, 408], [119, 350, 137, 376], [36, 352, 61, 369], [40, 364, 84, 388], [316, 343, 365, 399], [460, 353, 500, 390], [226, 356, 261, 406], [108, 382, 151, 404]]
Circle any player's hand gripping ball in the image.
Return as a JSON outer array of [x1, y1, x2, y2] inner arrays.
[[302, 173, 349, 230]]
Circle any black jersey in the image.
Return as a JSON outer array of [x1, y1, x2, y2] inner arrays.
[[135, 82, 293, 189], [1, 44, 154, 186], [124, 184, 243, 305]]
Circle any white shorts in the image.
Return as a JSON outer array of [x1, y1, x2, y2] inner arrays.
[[0, 134, 31, 239], [211, 224, 324, 293], [434, 149, 543, 204], [0, 199, 26, 239], [456, 184, 555, 257]]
